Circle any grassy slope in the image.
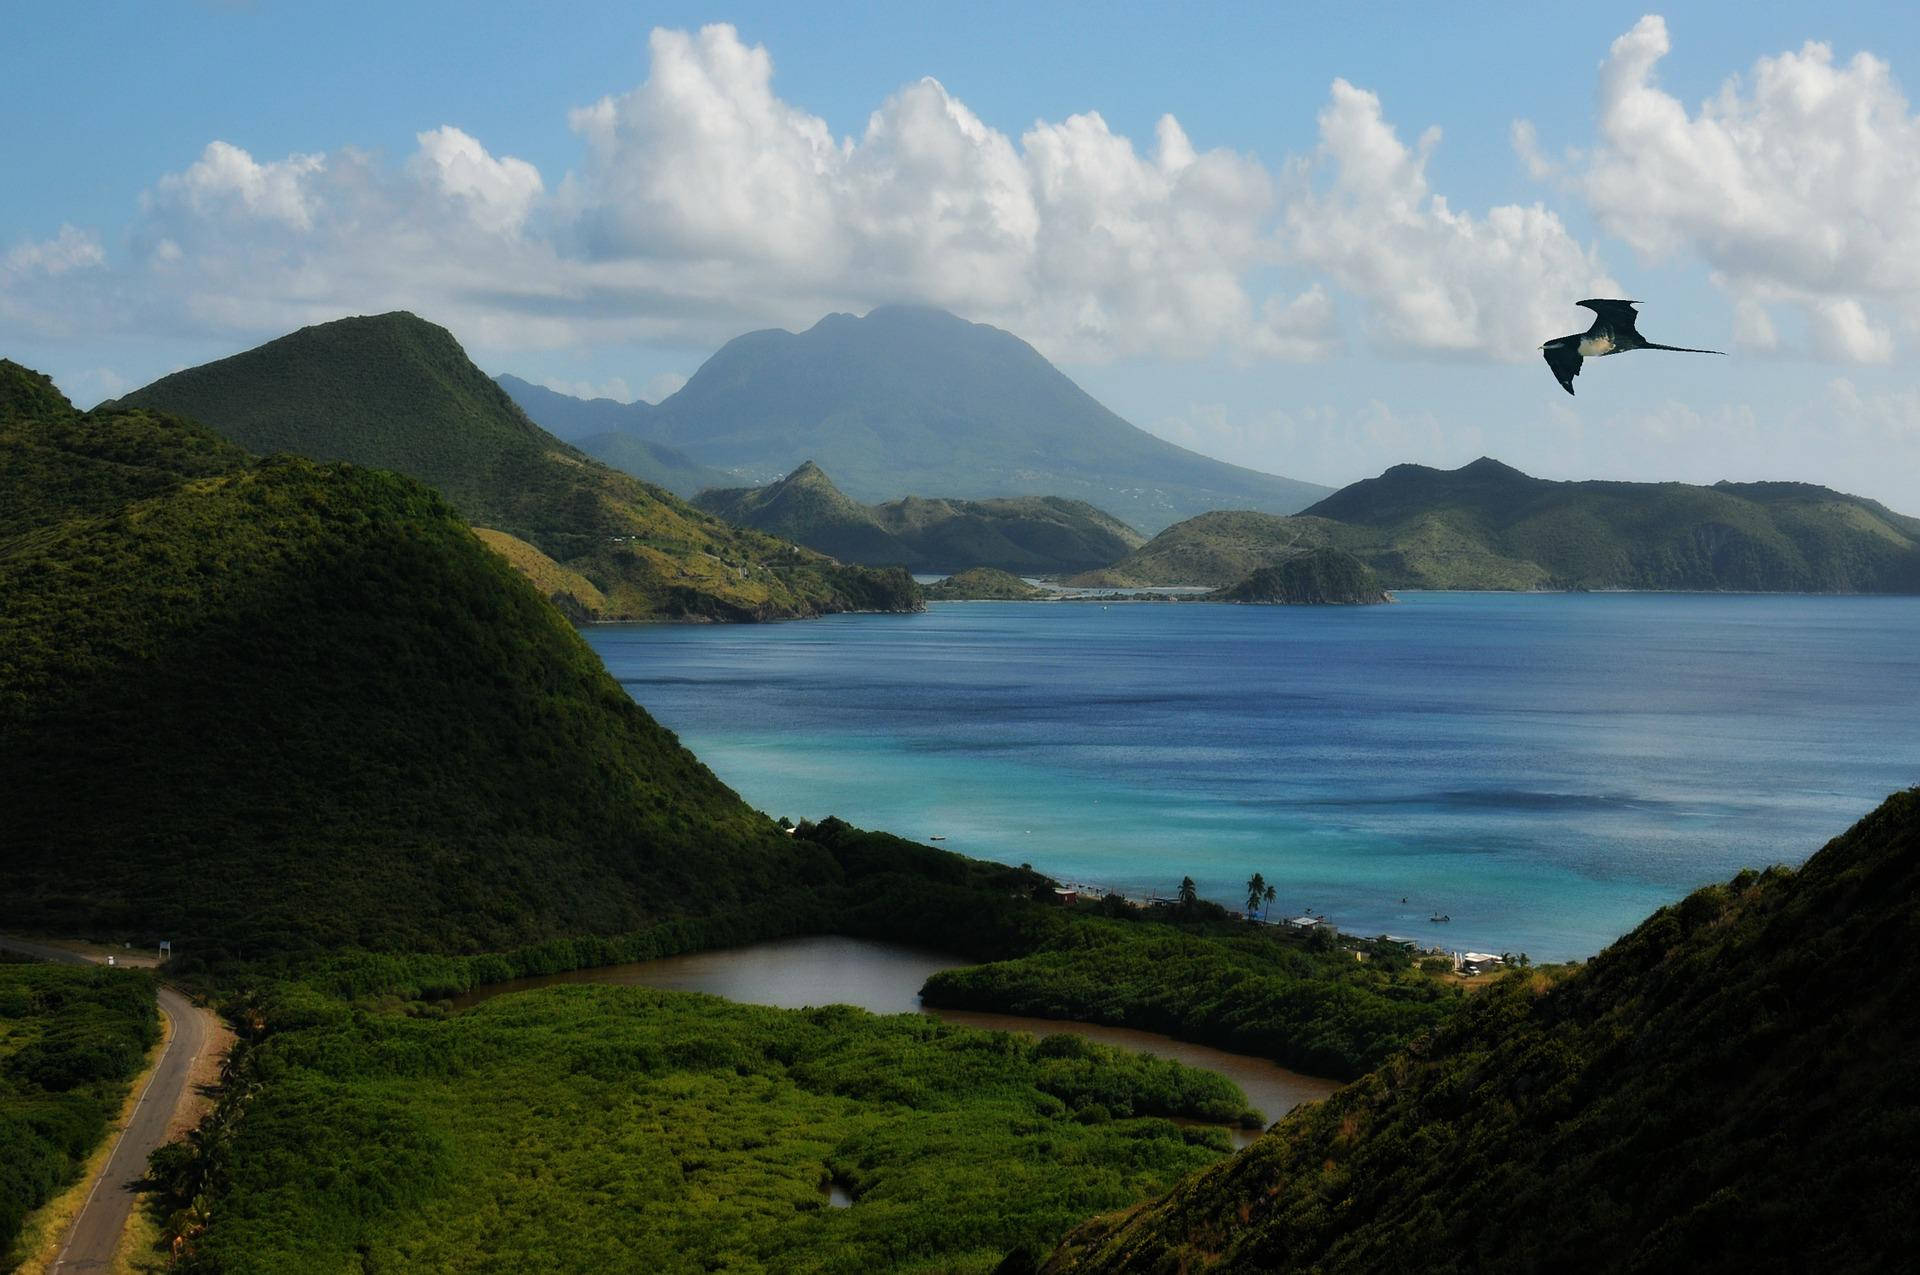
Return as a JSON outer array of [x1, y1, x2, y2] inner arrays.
[[1076, 459, 1920, 592], [699, 462, 1145, 574], [645, 306, 1328, 534], [0, 963, 159, 1263], [1040, 789, 1920, 1274], [112, 315, 918, 622], [0, 369, 845, 960]]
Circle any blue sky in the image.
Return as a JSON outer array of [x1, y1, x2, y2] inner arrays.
[[6, 2, 1919, 507]]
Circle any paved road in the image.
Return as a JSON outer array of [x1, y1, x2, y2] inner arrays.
[[1, 938, 212, 1272]]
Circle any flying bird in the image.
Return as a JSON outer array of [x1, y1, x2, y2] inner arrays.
[[1540, 299, 1723, 395]]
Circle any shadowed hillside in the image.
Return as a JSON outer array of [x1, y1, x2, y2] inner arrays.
[[0, 364, 848, 959], [112, 314, 918, 621], [1039, 788, 1920, 1274]]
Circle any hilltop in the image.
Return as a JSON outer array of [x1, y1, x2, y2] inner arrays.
[[0, 364, 846, 957], [924, 568, 1050, 600], [113, 314, 918, 621], [634, 306, 1328, 534], [697, 460, 1145, 572], [1039, 788, 1920, 1274], [1075, 459, 1920, 592]]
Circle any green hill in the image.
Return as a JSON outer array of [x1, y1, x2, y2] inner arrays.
[[924, 568, 1050, 600], [112, 314, 918, 622], [640, 306, 1328, 534], [1039, 788, 1920, 1274], [0, 364, 850, 959], [1075, 459, 1920, 592], [698, 461, 1145, 572], [1210, 549, 1388, 604]]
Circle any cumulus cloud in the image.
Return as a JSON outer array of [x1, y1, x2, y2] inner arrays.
[[1283, 80, 1617, 360], [3, 224, 106, 277], [1559, 15, 1920, 361], [410, 126, 543, 234]]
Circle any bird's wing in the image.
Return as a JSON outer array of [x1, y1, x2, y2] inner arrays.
[[1577, 298, 1640, 327], [1543, 344, 1582, 395]]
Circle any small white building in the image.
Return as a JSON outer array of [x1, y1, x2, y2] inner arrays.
[[1459, 951, 1506, 976]]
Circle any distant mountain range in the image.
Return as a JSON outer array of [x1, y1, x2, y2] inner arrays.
[[695, 460, 1146, 573], [1039, 788, 1920, 1273], [112, 313, 919, 622], [494, 374, 734, 497], [1073, 458, 1920, 593], [507, 306, 1329, 534]]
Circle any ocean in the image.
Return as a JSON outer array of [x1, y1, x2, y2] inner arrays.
[[587, 593, 1920, 962]]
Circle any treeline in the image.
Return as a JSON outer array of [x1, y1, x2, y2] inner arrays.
[[0, 962, 158, 1263]]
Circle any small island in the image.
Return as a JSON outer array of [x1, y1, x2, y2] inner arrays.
[[1210, 548, 1391, 605], [923, 566, 1050, 600]]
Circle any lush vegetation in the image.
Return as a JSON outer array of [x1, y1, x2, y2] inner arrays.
[[696, 461, 1144, 573], [148, 982, 1248, 1273], [639, 305, 1327, 534], [0, 962, 158, 1263], [1079, 457, 1920, 592], [923, 908, 1454, 1080], [1209, 549, 1387, 605], [1, 366, 846, 957], [111, 314, 919, 621], [1039, 788, 1920, 1274], [924, 568, 1050, 600]]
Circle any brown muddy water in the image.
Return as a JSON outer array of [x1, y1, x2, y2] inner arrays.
[[453, 934, 1341, 1145]]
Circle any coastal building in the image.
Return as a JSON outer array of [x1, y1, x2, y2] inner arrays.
[[1459, 952, 1506, 976]]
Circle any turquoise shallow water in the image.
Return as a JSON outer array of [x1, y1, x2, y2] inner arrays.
[[588, 594, 1920, 961]]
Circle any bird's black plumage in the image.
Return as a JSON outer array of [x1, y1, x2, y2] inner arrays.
[[1540, 299, 1723, 395]]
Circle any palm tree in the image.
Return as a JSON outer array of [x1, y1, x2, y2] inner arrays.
[[1263, 883, 1277, 922], [1245, 872, 1267, 920], [1177, 875, 1198, 911]]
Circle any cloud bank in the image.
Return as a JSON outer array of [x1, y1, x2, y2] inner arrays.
[[4, 18, 1917, 376]]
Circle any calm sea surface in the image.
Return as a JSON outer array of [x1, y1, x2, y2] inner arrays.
[[588, 594, 1920, 961]]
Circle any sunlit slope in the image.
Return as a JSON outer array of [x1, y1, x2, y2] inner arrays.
[[114, 314, 918, 620]]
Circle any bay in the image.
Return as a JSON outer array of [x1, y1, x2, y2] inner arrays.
[[589, 593, 1920, 961]]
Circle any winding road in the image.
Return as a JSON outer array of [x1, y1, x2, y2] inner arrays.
[[1, 937, 214, 1272]]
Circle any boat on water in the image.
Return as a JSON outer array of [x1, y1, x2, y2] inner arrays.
[[1430, 913, 1450, 923], [928, 835, 947, 841]]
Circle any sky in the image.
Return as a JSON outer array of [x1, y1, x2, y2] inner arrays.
[[5, 2, 1919, 507]]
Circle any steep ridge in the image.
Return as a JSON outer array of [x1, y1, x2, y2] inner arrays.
[[1076, 459, 1920, 592], [0, 364, 844, 958], [698, 461, 1145, 572], [113, 314, 918, 621], [641, 306, 1328, 533], [1039, 789, 1920, 1274]]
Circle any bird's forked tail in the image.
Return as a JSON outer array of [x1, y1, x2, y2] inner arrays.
[[1641, 342, 1725, 354]]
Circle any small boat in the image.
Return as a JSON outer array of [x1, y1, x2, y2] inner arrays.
[[929, 835, 947, 841], [1430, 913, 1450, 923]]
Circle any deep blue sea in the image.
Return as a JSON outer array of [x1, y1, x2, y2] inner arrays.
[[587, 594, 1920, 962]]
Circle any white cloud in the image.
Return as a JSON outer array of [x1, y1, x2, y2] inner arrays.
[[1283, 80, 1617, 361], [1565, 15, 1920, 361], [146, 140, 326, 232], [642, 371, 687, 403], [410, 126, 543, 234], [3, 224, 106, 276]]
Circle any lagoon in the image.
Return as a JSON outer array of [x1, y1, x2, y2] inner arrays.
[[589, 593, 1920, 961]]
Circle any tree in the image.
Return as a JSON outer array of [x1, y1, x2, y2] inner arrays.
[[1263, 883, 1277, 921], [1177, 876, 1198, 911], [1245, 873, 1267, 920]]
